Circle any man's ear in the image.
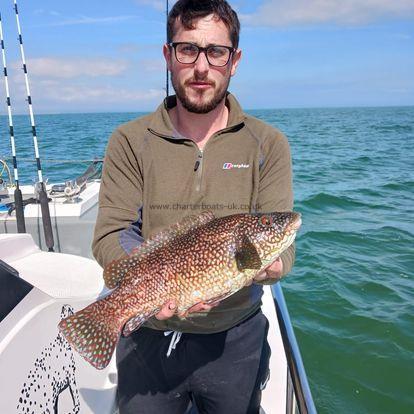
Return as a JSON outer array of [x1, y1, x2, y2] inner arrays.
[[230, 48, 242, 77], [163, 43, 172, 71]]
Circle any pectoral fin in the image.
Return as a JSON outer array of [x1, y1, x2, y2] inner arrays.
[[235, 236, 262, 271], [123, 309, 158, 336]]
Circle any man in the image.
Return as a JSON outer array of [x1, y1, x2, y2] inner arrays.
[[92, 0, 295, 413]]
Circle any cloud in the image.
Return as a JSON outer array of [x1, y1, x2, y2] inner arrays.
[[6, 53, 168, 112], [3, 76, 165, 113], [37, 81, 164, 103], [139, 59, 166, 72], [118, 43, 142, 54], [242, 0, 414, 27], [5, 57, 165, 112], [33, 9, 62, 17], [17, 57, 129, 79], [135, 0, 165, 12], [135, 0, 177, 12], [46, 15, 138, 27], [391, 33, 412, 40]]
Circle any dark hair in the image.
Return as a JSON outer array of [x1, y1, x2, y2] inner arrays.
[[167, 0, 240, 48]]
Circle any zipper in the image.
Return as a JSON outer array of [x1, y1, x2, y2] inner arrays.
[[194, 149, 203, 192]]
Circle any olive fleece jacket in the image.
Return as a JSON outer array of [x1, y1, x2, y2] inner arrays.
[[92, 93, 295, 333]]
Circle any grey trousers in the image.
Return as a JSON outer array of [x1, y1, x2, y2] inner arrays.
[[116, 310, 271, 414]]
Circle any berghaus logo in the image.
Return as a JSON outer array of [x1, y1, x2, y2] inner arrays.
[[223, 163, 250, 170]]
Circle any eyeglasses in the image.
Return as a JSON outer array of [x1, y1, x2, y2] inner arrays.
[[169, 42, 235, 67]]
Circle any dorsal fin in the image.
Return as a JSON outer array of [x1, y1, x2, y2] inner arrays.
[[103, 254, 142, 289], [103, 211, 215, 289]]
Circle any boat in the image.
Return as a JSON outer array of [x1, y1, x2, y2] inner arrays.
[[0, 164, 316, 413]]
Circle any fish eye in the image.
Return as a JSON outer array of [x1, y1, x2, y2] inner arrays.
[[260, 215, 273, 227]]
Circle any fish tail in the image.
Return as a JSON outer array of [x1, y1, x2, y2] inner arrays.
[[58, 299, 123, 370]]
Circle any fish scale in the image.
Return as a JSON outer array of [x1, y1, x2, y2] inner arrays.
[[59, 210, 301, 369]]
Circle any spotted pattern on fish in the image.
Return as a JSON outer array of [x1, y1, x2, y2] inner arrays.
[[59, 211, 301, 369], [103, 211, 216, 289]]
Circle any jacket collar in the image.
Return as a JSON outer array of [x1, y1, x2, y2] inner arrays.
[[148, 92, 246, 139]]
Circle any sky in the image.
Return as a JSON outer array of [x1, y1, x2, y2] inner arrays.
[[0, 0, 413, 114]]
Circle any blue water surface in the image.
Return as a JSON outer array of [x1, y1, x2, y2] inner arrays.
[[1, 106, 413, 413]]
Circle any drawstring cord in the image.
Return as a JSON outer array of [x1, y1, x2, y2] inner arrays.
[[164, 331, 182, 357]]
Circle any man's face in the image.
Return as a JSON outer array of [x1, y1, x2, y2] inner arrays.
[[164, 14, 241, 114]]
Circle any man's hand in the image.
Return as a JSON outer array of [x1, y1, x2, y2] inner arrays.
[[246, 257, 284, 286], [155, 300, 220, 320]]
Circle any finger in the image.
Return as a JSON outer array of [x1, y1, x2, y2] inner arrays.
[[256, 274, 267, 281], [265, 269, 279, 279], [206, 300, 221, 308], [251, 269, 274, 284], [252, 270, 267, 282], [266, 257, 283, 274], [252, 258, 283, 283], [155, 300, 176, 320], [265, 264, 283, 280], [187, 302, 208, 313], [187, 301, 217, 314]]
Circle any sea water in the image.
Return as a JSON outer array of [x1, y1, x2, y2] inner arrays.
[[1, 106, 413, 413]]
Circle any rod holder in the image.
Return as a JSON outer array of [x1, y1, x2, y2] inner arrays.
[[38, 184, 54, 252], [14, 188, 26, 233]]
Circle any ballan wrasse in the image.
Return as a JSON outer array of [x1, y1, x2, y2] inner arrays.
[[59, 211, 301, 369]]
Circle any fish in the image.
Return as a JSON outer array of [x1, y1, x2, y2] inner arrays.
[[58, 210, 301, 369]]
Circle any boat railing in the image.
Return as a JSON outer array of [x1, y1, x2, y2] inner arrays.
[[271, 283, 317, 414]]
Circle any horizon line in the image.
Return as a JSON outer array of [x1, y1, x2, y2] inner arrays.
[[1, 103, 413, 117]]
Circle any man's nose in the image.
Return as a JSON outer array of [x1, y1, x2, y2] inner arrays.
[[193, 50, 210, 74]]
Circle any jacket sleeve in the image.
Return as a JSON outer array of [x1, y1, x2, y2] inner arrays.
[[92, 128, 144, 268], [256, 129, 295, 284]]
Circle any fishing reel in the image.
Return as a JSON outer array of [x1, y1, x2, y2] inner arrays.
[[63, 180, 84, 202], [49, 180, 84, 203], [0, 159, 13, 192]]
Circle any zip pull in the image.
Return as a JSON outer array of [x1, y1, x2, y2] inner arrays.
[[194, 152, 203, 172], [194, 150, 204, 192]]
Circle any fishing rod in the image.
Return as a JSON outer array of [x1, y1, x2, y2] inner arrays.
[[0, 12, 26, 233], [13, 0, 54, 251]]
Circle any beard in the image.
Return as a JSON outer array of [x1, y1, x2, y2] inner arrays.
[[171, 72, 231, 114]]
